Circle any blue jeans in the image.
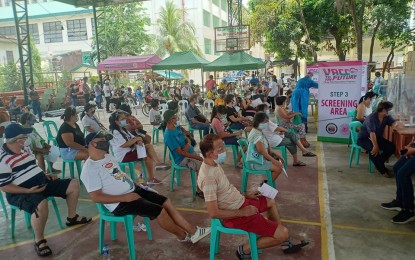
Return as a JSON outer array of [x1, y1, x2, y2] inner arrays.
[[191, 122, 210, 136], [95, 94, 103, 109], [229, 122, 245, 130], [71, 97, 78, 107], [31, 100, 42, 120], [394, 156, 415, 210]]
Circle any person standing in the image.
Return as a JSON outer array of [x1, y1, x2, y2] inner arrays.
[[70, 83, 80, 107], [29, 84, 43, 122], [82, 77, 91, 103], [373, 71, 384, 86], [103, 79, 112, 113], [266, 75, 279, 112], [291, 72, 318, 132], [205, 75, 216, 92], [249, 73, 259, 88], [93, 81, 103, 109]]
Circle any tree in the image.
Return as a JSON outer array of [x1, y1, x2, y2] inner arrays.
[[155, 0, 202, 57], [0, 62, 21, 91], [30, 36, 44, 84], [90, 3, 153, 61]]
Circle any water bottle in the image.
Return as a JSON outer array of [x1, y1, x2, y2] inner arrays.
[[102, 243, 110, 259], [133, 222, 142, 232]]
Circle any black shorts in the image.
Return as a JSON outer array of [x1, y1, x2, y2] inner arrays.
[[112, 187, 167, 220], [6, 178, 72, 215]]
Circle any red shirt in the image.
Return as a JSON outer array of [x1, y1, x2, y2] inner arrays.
[[205, 79, 216, 91]]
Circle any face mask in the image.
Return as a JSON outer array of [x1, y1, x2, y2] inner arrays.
[[265, 110, 270, 115], [29, 119, 36, 126], [95, 140, 110, 152], [120, 120, 127, 127], [176, 120, 181, 127], [220, 115, 227, 121], [258, 122, 268, 130], [214, 151, 227, 164]]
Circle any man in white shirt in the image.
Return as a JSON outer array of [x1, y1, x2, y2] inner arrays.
[[81, 132, 211, 243], [181, 81, 193, 100], [266, 75, 279, 112], [103, 79, 112, 113]]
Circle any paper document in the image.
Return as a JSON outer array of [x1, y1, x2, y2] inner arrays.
[[257, 183, 278, 199], [282, 167, 288, 178]]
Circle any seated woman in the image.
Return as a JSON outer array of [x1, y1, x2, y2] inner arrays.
[[256, 104, 316, 166], [109, 110, 168, 185], [224, 94, 252, 131], [241, 91, 256, 119], [211, 105, 243, 164], [81, 101, 106, 134], [21, 112, 61, 173], [7, 96, 22, 119], [356, 92, 377, 123], [57, 107, 89, 161], [275, 96, 309, 148], [247, 112, 283, 181]]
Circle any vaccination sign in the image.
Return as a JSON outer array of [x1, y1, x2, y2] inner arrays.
[[317, 61, 367, 143]]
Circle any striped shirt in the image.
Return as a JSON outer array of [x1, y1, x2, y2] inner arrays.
[[197, 162, 244, 210], [0, 144, 45, 188]]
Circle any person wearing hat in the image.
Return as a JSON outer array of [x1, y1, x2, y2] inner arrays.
[[81, 101, 106, 134], [164, 109, 204, 198], [81, 131, 211, 243], [291, 72, 318, 133], [21, 112, 60, 174], [0, 123, 91, 257], [356, 91, 378, 123]]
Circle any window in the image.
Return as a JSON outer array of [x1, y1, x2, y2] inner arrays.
[[0, 26, 16, 36], [67, 19, 87, 41], [221, 0, 227, 12], [43, 21, 63, 43], [6, 51, 14, 64], [212, 0, 219, 6], [91, 18, 96, 36], [5, 0, 11, 6], [222, 20, 227, 26], [204, 38, 211, 55], [213, 15, 220, 28], [28, 24, 39, 44], [203, 10, 211, 27]]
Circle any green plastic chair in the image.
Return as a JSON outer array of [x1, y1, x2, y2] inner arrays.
[[61, 158, 83, 180], [347, 108, 357, 147], [274, 116, 296, 134], [349, 121, 374, 173], [42, 120, 59, 146], [271, 145, 288, 170], [237, 139, 276, 193], [167, 149, 197, 196], [152, 126, 160, 144], [96, 203, 152, 260], [0, 192, 8, 219], [212, 128, 238, 167], [118, 160, 148, 181], [10, 197, 64, 238], [209, 218, 260, 260]]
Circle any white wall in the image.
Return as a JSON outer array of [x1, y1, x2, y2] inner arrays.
[[0, 38, 18, 65]]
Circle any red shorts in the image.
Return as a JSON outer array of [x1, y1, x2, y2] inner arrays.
[[122, 150, 139, 162], [222, 196, 277, 237]]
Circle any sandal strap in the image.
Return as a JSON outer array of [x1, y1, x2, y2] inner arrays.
[[35, 239, 47, 247], [67, 213, 79, 222]]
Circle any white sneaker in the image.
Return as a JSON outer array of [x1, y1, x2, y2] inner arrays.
[[177, 232, 191, 242], [190, 226, 211, 244]]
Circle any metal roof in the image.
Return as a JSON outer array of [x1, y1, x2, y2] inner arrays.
[[54, 0, 148, 8]]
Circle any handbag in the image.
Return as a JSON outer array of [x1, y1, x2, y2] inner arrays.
[[246, 138, 264, 165]]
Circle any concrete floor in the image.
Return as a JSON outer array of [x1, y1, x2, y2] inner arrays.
[[0, 109, 414, 260]]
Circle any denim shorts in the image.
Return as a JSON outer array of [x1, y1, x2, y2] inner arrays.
[[60, 148, 79, 160]]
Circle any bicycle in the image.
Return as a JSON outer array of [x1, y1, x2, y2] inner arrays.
[[142, 95, 152, 117]]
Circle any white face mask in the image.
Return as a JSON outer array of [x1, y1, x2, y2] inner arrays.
[[265, 109, 270, 115], [258, 122, 268, 130], [214, 151, 227, 164]]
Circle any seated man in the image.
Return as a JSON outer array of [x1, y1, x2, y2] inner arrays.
[[185, 94, 210, 137], [164, 109, 204, 198], [357, 101, 399, 178], [198, 134, 309, 258], [0, 123, 91, 257], [81, 132, 210, 243], [256, 104, 315, 167]]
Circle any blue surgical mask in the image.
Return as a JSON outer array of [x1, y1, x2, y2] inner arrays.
[[120, 120, 127, 127], [176, 120, 181, 127], [214, 151, 227, 164], [265, 110, 270, 115], [258, 122, 268, 130], [28, 118, 36, 126]]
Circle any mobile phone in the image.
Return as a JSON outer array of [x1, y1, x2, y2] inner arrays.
[[271, 153, 280, 161], [400, 149, 408, 156]]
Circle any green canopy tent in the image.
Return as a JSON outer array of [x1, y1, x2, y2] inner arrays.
[[203, 51, 266, 71]]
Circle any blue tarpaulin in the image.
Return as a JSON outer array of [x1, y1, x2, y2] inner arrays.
[[154, 71, 184, 79]]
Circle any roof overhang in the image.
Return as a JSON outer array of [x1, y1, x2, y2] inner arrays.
[[54, 0, 148, 8]]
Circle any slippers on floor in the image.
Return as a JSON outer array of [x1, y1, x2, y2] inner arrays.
[[293, 161, 306, 166], [303, 152, 316, 157], [281, 239, 309, 254]]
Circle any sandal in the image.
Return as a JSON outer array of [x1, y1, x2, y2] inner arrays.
[[293, 161, 306, 166], [195, 191, 205, 199], [281, 239, 309, 254], [34, 239, 52, 257], [303, 152, 316, 157], [66, 214, 92, 227]]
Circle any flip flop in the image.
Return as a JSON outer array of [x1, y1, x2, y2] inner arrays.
[[281, 239, 309, 254], [293, 161, 306, 166], [303, 152, 316, 157], [66, 214, 92, 226]]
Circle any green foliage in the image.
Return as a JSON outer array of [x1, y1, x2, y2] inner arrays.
[[90, 3, 153, 62], [0, 62, 21, 91], [156, 0, 202, 57], [30, 36, 43, 83]]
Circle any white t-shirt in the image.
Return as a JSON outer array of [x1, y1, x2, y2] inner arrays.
[[109, 129, 134, 162], [80, 154, 135, 212], [103, 84, 112, 97], [82, 114, 102, 133], [181, 87, 193, 97], [262, 120, 283, 147], [149, 108, 161, 125], [268, 81, 278, 97]]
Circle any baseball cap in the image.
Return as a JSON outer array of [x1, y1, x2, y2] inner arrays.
[[163, 109, 178, 122], [5, 123, 32, 140], [85, 130, 113, 146]]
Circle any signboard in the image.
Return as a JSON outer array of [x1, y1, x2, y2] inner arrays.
[[317, 61, 367, 143], [215, 25, 250, 52]]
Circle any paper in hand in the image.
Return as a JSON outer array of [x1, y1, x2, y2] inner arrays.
[[257, 183, 278, 199]]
